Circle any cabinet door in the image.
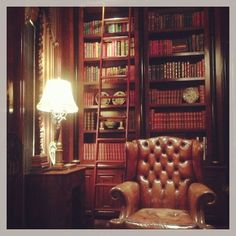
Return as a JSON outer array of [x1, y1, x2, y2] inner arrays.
[[84, 168, 95, 214], [95, 169, 124, 213]]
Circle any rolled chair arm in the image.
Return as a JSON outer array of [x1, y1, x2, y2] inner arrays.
[[188, 182, 216, 229], [109, 181, 140, 228]]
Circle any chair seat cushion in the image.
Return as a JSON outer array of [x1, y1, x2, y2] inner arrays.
[[125, 208, 198, 229]]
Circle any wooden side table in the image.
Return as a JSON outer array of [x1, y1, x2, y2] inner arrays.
[[25, 166, 86, 229]]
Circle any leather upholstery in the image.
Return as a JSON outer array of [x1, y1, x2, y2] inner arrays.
[[110, 136, 216, 229], [125, 208, 197, 229]]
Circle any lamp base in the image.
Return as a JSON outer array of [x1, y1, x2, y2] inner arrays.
[[49, 141, 64, 167], [55, 141, 63, 165]]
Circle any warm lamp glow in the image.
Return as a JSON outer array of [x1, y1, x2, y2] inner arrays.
[[37, 78, 78, 115], [36, 78, 78, 166]]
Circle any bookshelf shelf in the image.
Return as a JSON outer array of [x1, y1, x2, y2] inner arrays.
[[84, 35, 101, 40], [104, 17, 129, 23], [84, 58, 100, 63], [149, 103, 206, 108], [149, 26, 204, 34], [84, 82, 135, 89], [101, 75, 127, 79], [103, 32, 134, 38], [102, 56, 135, 61], [149, 77, 205, 83], [149, 51, 204, 59], [84, 129, 135, 134], [103, 35, 130, 40], [84, 105, 135, 110]]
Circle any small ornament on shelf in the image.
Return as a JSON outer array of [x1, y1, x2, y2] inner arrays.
[[118, 121, 124, 130], [182, 87, 200, 104], [100, 121, 105, 130]]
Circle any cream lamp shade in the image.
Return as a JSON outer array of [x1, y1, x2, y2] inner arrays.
[[37, 78, 78, 114]]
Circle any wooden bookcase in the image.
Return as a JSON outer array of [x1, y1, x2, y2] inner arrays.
[[143, 7, 212, 162], [77, 7, 140, 219], [76, 7, 228, 226]]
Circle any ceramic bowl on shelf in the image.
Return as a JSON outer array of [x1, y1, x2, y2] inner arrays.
[[104, 121, 119, 129], [95, 91, 110, 105], [112, 91, 126, 105]]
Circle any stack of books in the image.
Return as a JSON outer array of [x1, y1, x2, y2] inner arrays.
[[31, 155, 49, 171]]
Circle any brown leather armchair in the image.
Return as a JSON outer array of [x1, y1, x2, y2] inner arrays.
[[110, 136, 216, 229]]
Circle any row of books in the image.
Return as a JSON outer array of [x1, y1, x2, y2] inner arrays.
[[84, 19, 134, 35], [149, 34, 204, 56], [83, 143, 125, 161], [150, 110, 206, 129], [84, 90, 135, 106], [84, 38, 135, 59], [84, 65, 136, 82], [84, 20, 102, 35], [102, 38, 135, 57], [102, 64, 135, 78], [84, 111, 97, 130], [31, 155, 50, 170], [105, 21, 133, 33], [102, 66, 127, 76], [149, 86, 205, 104], [84, 66, 100, 82], [84, 42, 101, 58], [148, 10, 204, 31], [149, 59, 205, 80]]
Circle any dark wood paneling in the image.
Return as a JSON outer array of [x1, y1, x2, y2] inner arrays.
[[7, 7, 25, 229], [25, 166, 86, 229], [84, 168, 95, 213], [203, 7, 229, 228], [60, 7, 76, 162]]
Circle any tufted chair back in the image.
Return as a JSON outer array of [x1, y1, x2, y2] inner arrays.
[[125, 136, 203, 210]]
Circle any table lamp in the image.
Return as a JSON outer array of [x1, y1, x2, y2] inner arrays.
[[37, 78, 78, 167]]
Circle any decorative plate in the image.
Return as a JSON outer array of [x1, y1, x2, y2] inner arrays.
[[112, 91, 126, 105], [182, 87, 199, 104], [95, 92, 110, 105]]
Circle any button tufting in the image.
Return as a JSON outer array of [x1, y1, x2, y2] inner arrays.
[[143, 141, 148, 147], [162, 148, 166, 154], [174, 148, 179, 154], [149, 182, 153, 188], [167, 140, 173, 146], [175, 183, 179, 190], [155, 140, 160, 146], [181, 142, 186, 148]]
